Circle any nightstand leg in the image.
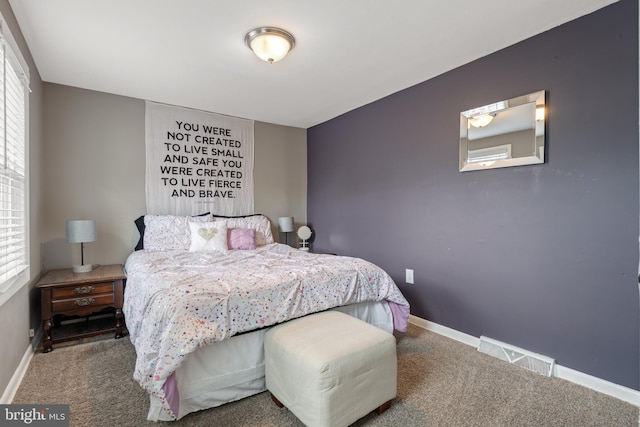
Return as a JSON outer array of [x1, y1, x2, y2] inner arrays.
[[115, 308, 124, 339], [42, 319, 53, 353]]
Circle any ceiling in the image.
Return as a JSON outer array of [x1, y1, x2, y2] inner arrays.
[[8, 0, 619, 129]]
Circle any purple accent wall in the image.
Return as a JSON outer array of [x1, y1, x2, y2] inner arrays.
[[308, 0, 639, 390]]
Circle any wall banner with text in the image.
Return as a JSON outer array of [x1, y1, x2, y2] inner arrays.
[[145, 101, 254, 216]]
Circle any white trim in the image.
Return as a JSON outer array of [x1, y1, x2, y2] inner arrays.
[[409, 314, 640, 407], [554, 364, 640, 407], [0, 343, 34, 403], [409, 314, 479, 347], [0, 15, 30, 83], [0, 268, 30, 306], [0, 8, 30, 309]]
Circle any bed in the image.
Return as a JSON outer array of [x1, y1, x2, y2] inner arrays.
[[123, 214, 410, 421]]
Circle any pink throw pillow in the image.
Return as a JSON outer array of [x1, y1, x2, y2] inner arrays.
[[227, 228, 257, 250]]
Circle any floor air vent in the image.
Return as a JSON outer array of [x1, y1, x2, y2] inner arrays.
[[477, 336, 555, 377]]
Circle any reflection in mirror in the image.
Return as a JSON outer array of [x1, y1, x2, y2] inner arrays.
[[459, 90, 545, 172]]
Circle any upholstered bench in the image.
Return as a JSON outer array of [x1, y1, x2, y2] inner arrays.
[[264, 310, 397, 427]]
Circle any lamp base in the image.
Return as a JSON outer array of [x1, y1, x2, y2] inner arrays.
[[72, 264, 93, 274]]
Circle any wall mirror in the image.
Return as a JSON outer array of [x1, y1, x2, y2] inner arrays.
[[459, 90, 545, 172]]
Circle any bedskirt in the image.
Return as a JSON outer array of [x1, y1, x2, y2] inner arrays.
[[146, 300, 394, 421]]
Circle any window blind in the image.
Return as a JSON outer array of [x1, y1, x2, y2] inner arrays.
[[0, 21, 29, 293]]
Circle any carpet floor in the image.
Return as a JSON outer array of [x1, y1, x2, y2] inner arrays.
[[12, 323, 639, 426]]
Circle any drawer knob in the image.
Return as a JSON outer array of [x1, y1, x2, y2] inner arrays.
[[74, 285, 94, 294], [74, 297, 95, 306]]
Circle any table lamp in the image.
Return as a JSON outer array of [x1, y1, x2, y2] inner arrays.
[[66, 219, 96, 273], [278, 216, 294, 247]]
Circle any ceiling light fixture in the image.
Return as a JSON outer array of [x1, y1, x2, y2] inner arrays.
[[245, 27, 295, 64]]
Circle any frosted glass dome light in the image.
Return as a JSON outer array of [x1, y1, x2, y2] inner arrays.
[[245, 27, 295, 64]]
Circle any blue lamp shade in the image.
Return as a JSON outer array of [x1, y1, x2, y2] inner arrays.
[[66, 220, 96, 273], [66, 220, 96, 243]]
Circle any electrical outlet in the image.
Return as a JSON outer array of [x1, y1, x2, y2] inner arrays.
[[29, 328, 34, 338], [405, 269, 414, 284]]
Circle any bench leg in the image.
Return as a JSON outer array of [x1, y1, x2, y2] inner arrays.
[[270, 392, 284, 408], [377, 399, 392, 415]]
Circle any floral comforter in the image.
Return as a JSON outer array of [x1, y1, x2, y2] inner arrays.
[[123, 243, 409, 417]]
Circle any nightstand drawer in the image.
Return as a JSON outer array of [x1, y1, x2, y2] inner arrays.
[[52, 282, 114, 299], [52, 293, 114, 312]]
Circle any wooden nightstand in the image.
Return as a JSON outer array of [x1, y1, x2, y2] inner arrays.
[[37, 264, 126, 353]]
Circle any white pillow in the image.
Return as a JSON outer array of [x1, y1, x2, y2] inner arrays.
[[212, 214, 274, 246], [189, 221, 228, 253], [144, 214, 212, 251]]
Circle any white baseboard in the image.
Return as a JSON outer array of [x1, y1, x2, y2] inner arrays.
[[409, 315, 480, 348], [554, 364, 640, 407], [0, 343, 34, 404], [409, 314, 640, 408]]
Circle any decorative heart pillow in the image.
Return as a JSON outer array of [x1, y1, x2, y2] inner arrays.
[[188, 221, 228, 252], [144, 214, 212, 251]]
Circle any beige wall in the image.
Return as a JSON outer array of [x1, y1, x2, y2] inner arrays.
[[0, 0, 43, 400], [42, 84, 307, 270], [254, 121, 307, 236], [42, 85, 146, 269]]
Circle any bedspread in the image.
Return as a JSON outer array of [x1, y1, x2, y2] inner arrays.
[[123, 243, 409, 418]]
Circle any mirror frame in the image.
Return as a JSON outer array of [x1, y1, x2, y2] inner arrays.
[[459, 90, 546, 172]]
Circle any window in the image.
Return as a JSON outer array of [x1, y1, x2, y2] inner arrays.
[[0, 16, 29, 302]]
